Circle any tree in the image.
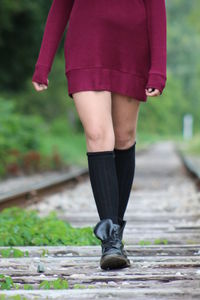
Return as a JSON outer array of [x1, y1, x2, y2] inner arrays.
[[0, 0, 49, 91]]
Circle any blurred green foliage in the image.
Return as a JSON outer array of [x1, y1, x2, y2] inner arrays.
[[0, 97, 44, 177], [0, 97, 77, 178], [0, 97, 43, 153], [0, 0, 49, 90]]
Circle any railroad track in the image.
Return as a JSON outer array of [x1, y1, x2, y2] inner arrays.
[[0, 141, 200, 299], [0, 166, 89, 211], [177, 147, 200, 189], [0, 146, 148, 211]]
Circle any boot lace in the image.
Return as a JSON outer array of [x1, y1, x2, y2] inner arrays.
[[102, 228, 123, 251]]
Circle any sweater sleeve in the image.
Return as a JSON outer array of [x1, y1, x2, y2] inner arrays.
[[144, 0, 167, 95], [32, 0, 74, 86]]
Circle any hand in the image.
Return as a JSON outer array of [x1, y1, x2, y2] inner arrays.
[[145, 87, 161, 97], [32, 79, 49, 92]]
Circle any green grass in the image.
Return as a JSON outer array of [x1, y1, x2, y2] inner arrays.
[[0, 275, 96, 292], [139, 239, 168, 246], [0, 275, 69, 291], [38, 278, 69, 290], [0, 248, 29, 258], [0, 207, 100, 246], [0, 296, 28, 300]]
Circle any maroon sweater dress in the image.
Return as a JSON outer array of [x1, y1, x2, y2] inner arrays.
[[32, 0, 167, 102]]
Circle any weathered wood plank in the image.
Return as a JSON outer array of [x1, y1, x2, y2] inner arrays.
[[62, 213, 200, 223], [1, 288, 200, 300], [1, 245, 200, 257], [1, 255, 200, 290], [1, 255, 200, 270]]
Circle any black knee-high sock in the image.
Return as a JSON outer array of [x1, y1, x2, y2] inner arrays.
[[114, 141, 136, 222], [86, 150, 119, 225]]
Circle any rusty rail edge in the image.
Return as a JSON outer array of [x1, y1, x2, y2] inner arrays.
[[176, 147, 200, 185], [0, 166, 88, 206]]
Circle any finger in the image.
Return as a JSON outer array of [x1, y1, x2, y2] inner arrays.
[[145, 88, 160, 96], [40, 84, 48, 89], [145, 89, 160, 97], [33, 83, 43, 91], [146, 91, 158, 97], [32, 82, 47, 91], [147, 87, 155, 93], [32, 82, 40, 91], [154, 89, 161, 96], [146, 87, 159, 92], [37, 82, 48, 90]]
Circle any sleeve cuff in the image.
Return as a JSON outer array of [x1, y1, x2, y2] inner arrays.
[[32, 64, 50, 86], [146, 73, 167, 95]]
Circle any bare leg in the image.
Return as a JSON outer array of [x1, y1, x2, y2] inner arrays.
[[112, 92, 140, 149], [72, 90, 119, 223], [111, 92, 140, 221], [72, 91, 114, 151]]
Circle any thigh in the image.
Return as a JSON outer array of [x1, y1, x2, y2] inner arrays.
[[111, 92, 140, 143], [72, 90, 112, 131], [72, 90, 115, 150]]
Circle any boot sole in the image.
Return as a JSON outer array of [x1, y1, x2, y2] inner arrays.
[[100, 254, 131, 270]]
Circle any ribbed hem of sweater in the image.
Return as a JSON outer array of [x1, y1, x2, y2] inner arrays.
[[65, 67, 148, 102]]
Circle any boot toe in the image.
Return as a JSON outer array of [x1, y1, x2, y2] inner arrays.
[[100, 253, 131, 270]]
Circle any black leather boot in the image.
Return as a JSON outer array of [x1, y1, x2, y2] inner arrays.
[[93, 218, 131, 270]]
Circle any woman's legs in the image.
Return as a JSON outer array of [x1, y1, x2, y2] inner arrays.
[[72, 90, 140, 224], [72, 90, 139, 269], [72, 90, 119, 224], [111, 92, 140, 222]]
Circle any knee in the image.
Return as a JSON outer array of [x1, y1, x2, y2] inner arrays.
[[114, 127, 136, 149], [85, 126, 115, 151]]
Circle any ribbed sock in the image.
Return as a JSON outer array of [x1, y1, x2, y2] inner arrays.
[[86, 150, 119, 225], [114, 141, 136, 222]]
